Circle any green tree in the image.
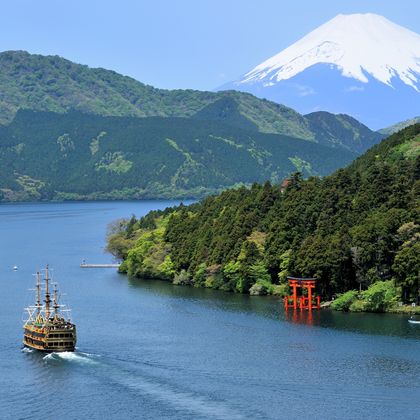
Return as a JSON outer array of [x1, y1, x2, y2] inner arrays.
[[393, 242, 420, 303]]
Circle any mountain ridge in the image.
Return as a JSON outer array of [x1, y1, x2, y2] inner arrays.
[[379, 116, 420, 135], [0, 50, 383, 153]]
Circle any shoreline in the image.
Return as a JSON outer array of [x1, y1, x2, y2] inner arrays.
[[0, 198, 193, 206], [121, 270, 420, 316]]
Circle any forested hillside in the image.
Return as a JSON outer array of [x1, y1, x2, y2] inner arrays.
[[0, 51, 383, 152], [0, 110, 357, 202], [108, 125, 419, 307], [0, 51, 390, 202]]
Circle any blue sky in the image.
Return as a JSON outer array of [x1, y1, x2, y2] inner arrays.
[[1, 0, 419, 90]]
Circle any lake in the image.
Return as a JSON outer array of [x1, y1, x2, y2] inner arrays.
[[1, 201, 420, 419]]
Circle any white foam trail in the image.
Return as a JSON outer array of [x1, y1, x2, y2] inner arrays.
[[42, 351, 246, 418], [43, 351, 98, 365], [117, 375, 245, 419], [21, 347, 34, 353], [78, 351, 99, 358]]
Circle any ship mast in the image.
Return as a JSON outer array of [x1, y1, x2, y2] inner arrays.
[[53, 283, 60, 318], [35, 271, 42, 315], [44, 265, 51, 319]]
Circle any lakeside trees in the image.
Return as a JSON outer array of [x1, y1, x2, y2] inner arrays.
[[108, 125, 420, 306]]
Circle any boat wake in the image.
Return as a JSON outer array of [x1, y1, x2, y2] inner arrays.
[[44, 350, 246, 418], [21, 347, 34, 353], [28, 346, 247, 418], [43, 351, 98, 365], [111, 370, 246, 419]]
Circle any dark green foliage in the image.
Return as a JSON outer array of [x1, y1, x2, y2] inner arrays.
[[112, 125, 420, 303], [0, 110, 357, 201], [392, 222, 420, 302]]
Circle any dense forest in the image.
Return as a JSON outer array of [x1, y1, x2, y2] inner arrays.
[[0, 51, 390, 202], [108, 125, 420, 311], [0, 110, 361, 202]]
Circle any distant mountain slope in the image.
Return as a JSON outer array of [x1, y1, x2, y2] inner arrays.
[[191, 95, 311, 139], [0, 50, 311, 140], [222, 13, 420, 129], [305, 112, 384, 153], [0, 110, 357, 202], [0, 50, 210, 122], [379, 116, 420, 135], [0, 50, 382, 153], [192, 96, 384, 152]]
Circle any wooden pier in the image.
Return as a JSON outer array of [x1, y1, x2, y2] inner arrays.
[[80, 263, 120, 268]]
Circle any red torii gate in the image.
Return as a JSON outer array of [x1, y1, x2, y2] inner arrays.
[[283, 276, 321, 310]]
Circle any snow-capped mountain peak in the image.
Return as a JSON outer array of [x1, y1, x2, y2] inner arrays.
[[239, 13, 420, 91]]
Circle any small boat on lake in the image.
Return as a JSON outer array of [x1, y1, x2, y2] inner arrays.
[[408, 318, 420, 325], [13, 266, 18, 271], [23, 266, 76, 352]]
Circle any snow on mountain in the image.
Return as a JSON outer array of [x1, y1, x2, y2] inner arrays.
[[240, 13, 420, 90], [221, 14, 420, 129]]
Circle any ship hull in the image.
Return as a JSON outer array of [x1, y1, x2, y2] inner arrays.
[[23, 343, 75, 353], [23, 324, 77, 353]]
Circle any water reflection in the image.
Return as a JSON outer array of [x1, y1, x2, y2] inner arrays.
[[127, 276, 282, 320], [284, 308, 322, 326], [128, 276, 420, 340]]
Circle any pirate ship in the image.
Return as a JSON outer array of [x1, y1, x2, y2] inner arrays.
[[23, 266, 76, 352]]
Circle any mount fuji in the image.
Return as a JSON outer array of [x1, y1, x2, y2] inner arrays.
[[220, 13, 420, 129]]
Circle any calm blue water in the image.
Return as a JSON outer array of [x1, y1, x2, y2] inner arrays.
[[1, 201, 420, 420]]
